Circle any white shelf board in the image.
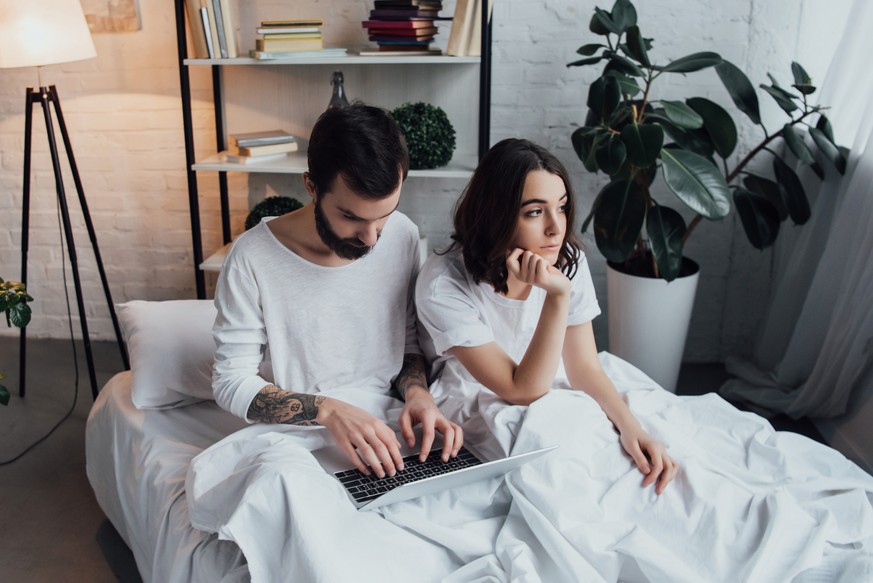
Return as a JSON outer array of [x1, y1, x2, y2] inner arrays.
[[193, 151, 477, 178], [185, 55, 480, 66], [200, 242, 231, 272]]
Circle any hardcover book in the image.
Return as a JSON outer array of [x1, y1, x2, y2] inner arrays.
[[256, 37, 324, 52], [362, 19, 437, 28], [230, 130, 296, 148]]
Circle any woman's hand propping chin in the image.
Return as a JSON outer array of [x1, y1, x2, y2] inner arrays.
[[506, 248, 571, 297]]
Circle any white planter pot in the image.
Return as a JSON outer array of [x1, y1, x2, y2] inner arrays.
[[606, 259, 700, 392]]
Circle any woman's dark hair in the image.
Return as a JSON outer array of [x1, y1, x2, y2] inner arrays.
[[448, 138, 581, 294], [307, 102, 409, 199]]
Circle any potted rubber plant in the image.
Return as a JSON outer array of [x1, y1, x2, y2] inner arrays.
[[568, 0, 847, 389], [1, 277, 33, 405]]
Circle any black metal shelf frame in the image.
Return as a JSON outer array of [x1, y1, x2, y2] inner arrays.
[[173, 0, 492, 299]]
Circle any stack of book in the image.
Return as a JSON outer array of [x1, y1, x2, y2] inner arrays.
[[224, 130, 298, 165], [184, 0, 238, 59], [361, 1, 445, 56], [250, 20, 348, 60]]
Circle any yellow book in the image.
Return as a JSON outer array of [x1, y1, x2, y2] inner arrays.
[[234, 141, 299, 157], [256, 37, 324, 52]]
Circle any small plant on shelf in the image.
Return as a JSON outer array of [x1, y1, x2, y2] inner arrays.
[[392, 102, 456, 170], [1, 277, 33, 405]]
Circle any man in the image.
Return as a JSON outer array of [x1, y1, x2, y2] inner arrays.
[[212, 103, 462, 478]]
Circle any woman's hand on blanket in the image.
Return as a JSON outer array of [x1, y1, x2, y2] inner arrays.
[[618, 426, 678, 495], [316, 397, 404, 478], [506, 248, 571, 297], [398, 387, 464, 463]]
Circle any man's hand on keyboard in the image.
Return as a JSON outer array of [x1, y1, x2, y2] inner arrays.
[[397, 386, 464, 463], [316, 397, 404, 478]]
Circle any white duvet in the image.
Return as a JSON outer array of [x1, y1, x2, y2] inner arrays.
[[186, 354, 873, 582]]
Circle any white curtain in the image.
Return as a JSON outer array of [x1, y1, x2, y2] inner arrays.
[[719, 0, 873, 422]]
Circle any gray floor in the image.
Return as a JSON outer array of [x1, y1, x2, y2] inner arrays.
[[0, 337, 823, 582], [0, 336, 136, 583]]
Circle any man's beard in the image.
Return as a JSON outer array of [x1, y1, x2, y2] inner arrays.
[[314, 198, 375, 260]]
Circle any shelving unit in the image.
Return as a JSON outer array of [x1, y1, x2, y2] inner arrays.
[[173, 1, 492, 298]]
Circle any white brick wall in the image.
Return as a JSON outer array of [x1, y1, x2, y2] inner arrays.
[[0, 0, 849, 364]]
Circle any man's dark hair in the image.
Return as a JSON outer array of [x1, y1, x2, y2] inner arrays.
[[448, 138, 581, 294], [307, 103, 409, 199]]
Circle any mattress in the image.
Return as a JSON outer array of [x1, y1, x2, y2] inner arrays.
[[85, 371, 250, 583]]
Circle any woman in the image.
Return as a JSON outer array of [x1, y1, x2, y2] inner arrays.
[[416, 138, 677, 493]]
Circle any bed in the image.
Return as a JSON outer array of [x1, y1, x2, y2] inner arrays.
[[86, 300, 873, 582]]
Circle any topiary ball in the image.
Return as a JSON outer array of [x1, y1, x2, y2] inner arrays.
[[245, 196, 304, 230], [391, 102, 456, 170]]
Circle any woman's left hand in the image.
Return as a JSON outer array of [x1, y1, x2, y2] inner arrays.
[[618, 426, 678, 495]]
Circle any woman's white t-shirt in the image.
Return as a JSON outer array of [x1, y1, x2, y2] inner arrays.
[[415, 248, 601, 424]]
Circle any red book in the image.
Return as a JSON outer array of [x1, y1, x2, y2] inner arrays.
[[370, 34, 435, 42], [367, 26, 437, 36], [362, 19, 435, 29], [369, 9, 438, 19]]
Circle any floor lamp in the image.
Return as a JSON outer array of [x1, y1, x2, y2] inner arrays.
[[0, 0, 129, 400]]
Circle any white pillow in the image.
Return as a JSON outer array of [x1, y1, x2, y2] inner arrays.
[[117, 300, 217, 409]]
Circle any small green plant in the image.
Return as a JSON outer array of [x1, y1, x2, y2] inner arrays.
[[570, 0, 848, 281], [245, 196, 304, 230], [1, 277, 33, 405], [392, 102, 456, 170]]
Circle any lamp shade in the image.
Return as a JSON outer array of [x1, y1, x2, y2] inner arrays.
[[0, 0, 97, 69]]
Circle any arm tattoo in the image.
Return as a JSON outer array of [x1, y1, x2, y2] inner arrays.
[[394, 353, 429, 401], [247, 385, 326, 425]]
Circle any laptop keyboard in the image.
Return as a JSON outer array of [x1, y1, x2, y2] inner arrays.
[[334, 447, 483, 504]]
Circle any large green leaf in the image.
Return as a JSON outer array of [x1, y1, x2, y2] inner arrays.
[[593, 8, 621, 34], [568, 55, 604, 68], [647, 205, 686, 281], [809, 127, 847, 175], [686, 97, 737, 158], [596, 134, 628, 176], [621, 123, 664, 167], [593, 179, 647, 263], [589, 12, 612, 35], [782, 124, 815, 165], [0, 383, 9, 406], [785, 65, 816, 95], [625, 25, 649, 67], [743, 174, 788, 220], [587, 76, 621, 122], [816, 114, 834, 142], [604, 50, 644, 77], [761, 85, 798, 114], [8, 302, 31, 328], [572, 127, 604, 172], [661, 100, 703, 129], [733, 187, 781, 250], [715, 61, 761, 125], [654, 115, 715, 157], [657, 52, 722, 73], [577, 43, 606, 56], [660, 148, 731, 219], [605, 70, 641, 96], [611, 0, 637, 32], [791, 62, 811, 85], [772, 155, 811, 224]]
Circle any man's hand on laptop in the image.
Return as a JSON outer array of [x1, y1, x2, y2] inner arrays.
[[316, 398, 404, 478], [398, 387, 464, 463]]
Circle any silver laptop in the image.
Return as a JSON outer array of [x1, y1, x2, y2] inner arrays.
[[312, 432, 557, 511]]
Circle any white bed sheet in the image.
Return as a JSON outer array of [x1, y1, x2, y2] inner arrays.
[[85, 371, 250, 583], [187, 353, 873, 583]]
